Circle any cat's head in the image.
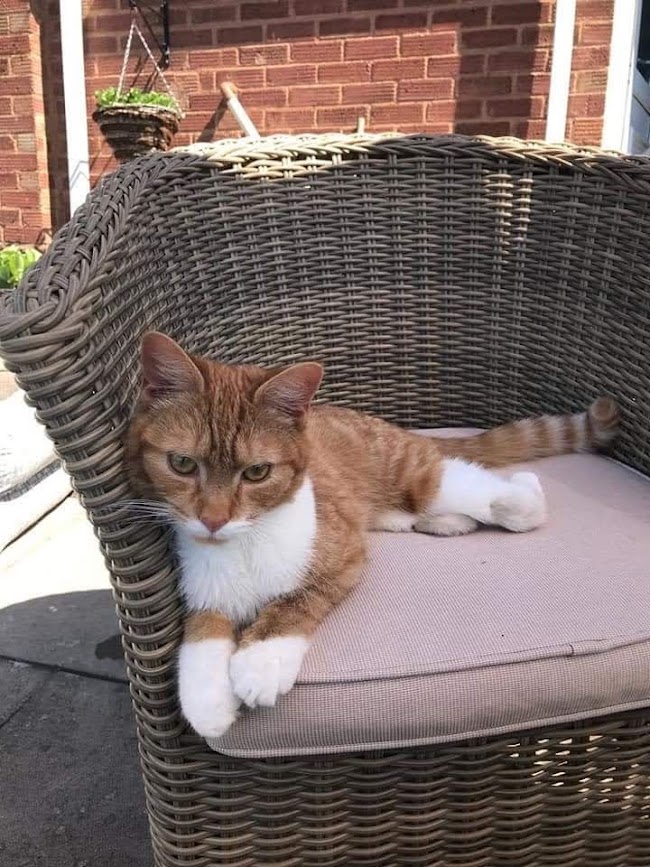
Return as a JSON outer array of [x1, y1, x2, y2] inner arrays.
[[126, 332, 323, 543]]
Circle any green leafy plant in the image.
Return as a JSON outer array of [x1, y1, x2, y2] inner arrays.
[[95, 86, 179, 111], [0, 245, 41, 290]]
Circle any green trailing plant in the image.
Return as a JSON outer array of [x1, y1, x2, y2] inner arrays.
[[95, 86, 179, 112], [0, 245, 41, 290]]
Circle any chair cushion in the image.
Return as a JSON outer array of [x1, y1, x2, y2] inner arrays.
[[210, 437, 650, 758]]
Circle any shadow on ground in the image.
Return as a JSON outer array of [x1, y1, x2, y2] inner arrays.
[[0, 590, 151, 867]]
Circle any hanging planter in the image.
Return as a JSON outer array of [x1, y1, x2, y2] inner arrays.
[[93, 16, 183, 162], [93, 87, 182, 162]]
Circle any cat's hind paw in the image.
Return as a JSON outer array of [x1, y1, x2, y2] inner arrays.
[[415, 513, 479, 536], [230, 635, 309, 708], [490, 472, 547, 532]]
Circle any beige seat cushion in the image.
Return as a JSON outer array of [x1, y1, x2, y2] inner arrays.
[[210, 444, 650, 758]]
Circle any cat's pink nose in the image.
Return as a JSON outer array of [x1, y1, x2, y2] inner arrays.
[[201, 516, 228, 534]]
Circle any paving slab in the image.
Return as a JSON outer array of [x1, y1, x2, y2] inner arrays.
[[0, 661, 151, 867], [0, 496, 126, 681], [0, 589, 126, 682], [0, 495, 110, 606], [0, 658, 49, 727], [0, 497, 153, 864]]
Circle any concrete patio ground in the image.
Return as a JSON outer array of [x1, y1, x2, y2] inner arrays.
[[0, 495, 152, 866]]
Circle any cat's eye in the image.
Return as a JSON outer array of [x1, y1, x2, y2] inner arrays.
[[168, 454, 198, 475], [242, 463, 272, 482]]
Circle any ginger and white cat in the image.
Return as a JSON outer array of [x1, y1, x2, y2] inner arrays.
[[126, 332, 619, 738]]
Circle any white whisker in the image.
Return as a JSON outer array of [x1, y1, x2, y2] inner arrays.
[[94, 499, 175, 524]]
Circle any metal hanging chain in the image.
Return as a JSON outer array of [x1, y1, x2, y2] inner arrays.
[[116, 16, 181, 112]]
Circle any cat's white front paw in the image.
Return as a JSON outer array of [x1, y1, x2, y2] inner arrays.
[[490, 472, 547, 532], [179, 638, 240, 738], [183, 686, 239, 739], [230, 635, 309, 708]]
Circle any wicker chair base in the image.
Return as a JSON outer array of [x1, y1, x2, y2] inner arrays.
[[148, 711, 650, 866]]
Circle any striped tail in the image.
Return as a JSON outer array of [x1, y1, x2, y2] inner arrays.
[[436, 397, 620, 468]]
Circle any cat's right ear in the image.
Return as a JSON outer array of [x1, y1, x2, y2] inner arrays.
[[140, 332, 204, 401]]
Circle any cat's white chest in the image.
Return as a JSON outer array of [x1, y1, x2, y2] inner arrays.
[[176, 478, 317, 624]]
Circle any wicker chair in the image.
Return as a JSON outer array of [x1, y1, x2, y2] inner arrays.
[[2, 134, 650, 866]]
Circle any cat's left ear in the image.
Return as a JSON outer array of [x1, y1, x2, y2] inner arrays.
[[255, 362, 323, 418]]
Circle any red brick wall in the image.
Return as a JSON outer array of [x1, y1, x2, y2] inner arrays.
[[83, 0, 555, 184], [567, 0, 613, 146], [0, 0, 51, 245]]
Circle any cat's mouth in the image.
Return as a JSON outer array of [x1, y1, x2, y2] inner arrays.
[[194, 535, 228, 546], [182, 518, 252, 544]]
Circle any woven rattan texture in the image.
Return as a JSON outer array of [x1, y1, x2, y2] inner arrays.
[[1, 134, 650, 866]]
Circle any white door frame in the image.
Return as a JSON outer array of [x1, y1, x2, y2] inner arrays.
[[601, 0, 643, 151]]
